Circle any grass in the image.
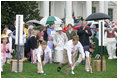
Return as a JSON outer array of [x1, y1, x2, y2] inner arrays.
[[1, 55, 117, 78]]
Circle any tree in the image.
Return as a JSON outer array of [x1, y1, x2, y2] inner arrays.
[[1, 1, 43, 31]]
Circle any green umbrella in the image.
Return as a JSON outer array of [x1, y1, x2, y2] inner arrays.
[[40, 16, 63, 26], [46, 16, 56, 24]]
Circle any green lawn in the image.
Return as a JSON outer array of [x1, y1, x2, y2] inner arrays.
[[1, 56, 117, 78]]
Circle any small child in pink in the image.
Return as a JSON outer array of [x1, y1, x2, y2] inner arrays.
[[1, 34, 13, 72]]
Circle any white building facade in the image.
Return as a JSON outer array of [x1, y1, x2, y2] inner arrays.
[[38, 1, 117, 25]]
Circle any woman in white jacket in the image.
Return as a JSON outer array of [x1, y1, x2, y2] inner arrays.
[[53, 27, 68, 63]]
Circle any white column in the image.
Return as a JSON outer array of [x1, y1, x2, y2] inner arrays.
[[113, 6, 117, 22], [38, 2, 43, 16], [65, 1, 74, 25], [99, 1, 104, 13], [39, 1, 49, 17], [72, 1, 78, 17], [86, 1, 92, 18], [104, 1, 108, 15], [43, 1, 49, 17]]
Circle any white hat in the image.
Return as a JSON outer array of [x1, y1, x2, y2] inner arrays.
[[1, 34, 8, 38], [28, 25, 34, 30], [6, 30, 12, 36], [57, 27, 62, 31], [23, 21, 25, 24]]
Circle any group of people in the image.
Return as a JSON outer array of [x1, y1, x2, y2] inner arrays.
[[1, 19, 116, 75]]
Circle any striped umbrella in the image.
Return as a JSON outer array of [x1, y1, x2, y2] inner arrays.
[[73, 25, 90, 30], [39, 16, 63, 26]]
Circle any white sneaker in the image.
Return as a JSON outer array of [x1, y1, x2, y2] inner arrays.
[[41, 71, 44, 74], [86, 69, 89, 72], [14, 71, 17, 73], [72, 71, 75, 74], [113, 56, 117, 59], [108, 57, 112, 59]]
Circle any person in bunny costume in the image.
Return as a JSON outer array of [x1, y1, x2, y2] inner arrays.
[[104, 22, 117, 59]]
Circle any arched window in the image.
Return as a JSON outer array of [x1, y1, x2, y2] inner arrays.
[[108, 8, 113, 21]]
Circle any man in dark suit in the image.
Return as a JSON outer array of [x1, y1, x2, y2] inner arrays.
[[77, 21, 92, 65]]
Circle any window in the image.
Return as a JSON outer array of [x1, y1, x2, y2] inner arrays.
[[92, 7, 96, 13], [108, 8, 113, 21]]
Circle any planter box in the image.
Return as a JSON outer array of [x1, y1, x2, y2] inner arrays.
[[11, 59, 23, 72], [93, 60, 106, 71]]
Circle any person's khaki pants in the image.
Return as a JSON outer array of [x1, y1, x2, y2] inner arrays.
[[37, 59, 46, 73], [59, 49, 78, 74]]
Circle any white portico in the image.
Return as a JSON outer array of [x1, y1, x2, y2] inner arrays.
[[38, 1, 117, 25]]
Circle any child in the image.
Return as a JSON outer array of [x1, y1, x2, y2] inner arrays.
[[6, 29, 12, 50], [26, 29, 33, 61], [30, 30, 37, 64], [37, 41, 51, 74], [88, 43, 96, 68], [36, 30, 40, 40], [57, 36, 85, 74], [46, 36, 53, 63], [40, 27, 46, 37], [6, 30, 13, 63], [37, 36, 44, 46], [1, 34, 13, 72], [71, 43, 95, 74], [2, 27, 8, 34], [85, 43, 96, 72]]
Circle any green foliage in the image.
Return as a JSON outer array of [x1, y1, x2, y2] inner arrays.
[[1, 1, 42, 29], [92, 37, 108, 57]]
